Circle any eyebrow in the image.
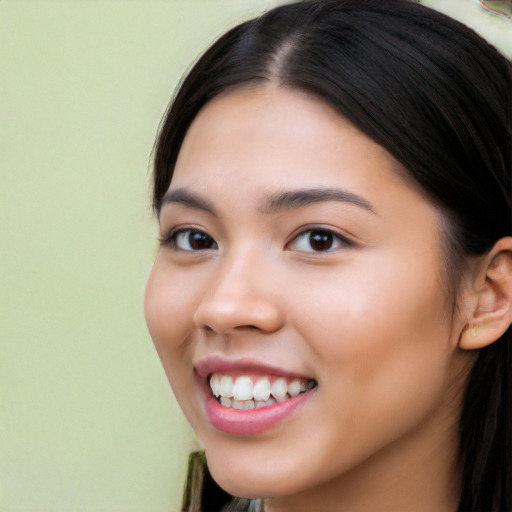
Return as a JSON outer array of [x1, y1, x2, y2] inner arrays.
[[160, 188, 216, 216], [260, 188, 376, 214], [159, 186, 376, 217]]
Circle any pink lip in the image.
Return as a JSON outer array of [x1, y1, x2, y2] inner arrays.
[[194, 355, 316, 435], [204, 389, 314, 435], [194, 355, 313, 380]]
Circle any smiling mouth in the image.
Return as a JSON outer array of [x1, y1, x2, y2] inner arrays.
[[209, 373, 317, 410]]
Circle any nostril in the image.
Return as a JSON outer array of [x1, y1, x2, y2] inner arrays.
[[193, 292, 285, 334], [202, 324, 259, 332]]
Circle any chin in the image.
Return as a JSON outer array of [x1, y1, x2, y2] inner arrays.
[[204, 447, 308, 500], [208, 471, 275, 500]]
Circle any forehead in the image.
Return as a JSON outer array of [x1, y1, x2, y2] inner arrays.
[[170, 86, 427, 216]]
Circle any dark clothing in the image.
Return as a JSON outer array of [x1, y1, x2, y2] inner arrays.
[[182, 451, 263, 512]]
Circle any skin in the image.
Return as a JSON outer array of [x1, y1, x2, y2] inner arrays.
[[144, 86, 477, 511]]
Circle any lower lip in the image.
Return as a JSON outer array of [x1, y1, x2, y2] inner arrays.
[[204, 388, 314, 435]]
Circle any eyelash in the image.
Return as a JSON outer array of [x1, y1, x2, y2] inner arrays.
[[287, 228, 354, 252], [160, 228, 217, 251], [160, 227, 354, 253]]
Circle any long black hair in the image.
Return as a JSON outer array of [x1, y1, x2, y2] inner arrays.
[[152, 1, 512, 510]]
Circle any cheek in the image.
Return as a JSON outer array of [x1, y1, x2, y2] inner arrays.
[[290, 250, 453, 422], [144, 259, 198, 366], [296, 246, 449, 351], [144, 260, 206, 425]]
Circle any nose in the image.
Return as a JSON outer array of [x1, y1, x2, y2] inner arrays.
[[193, 250, 285, 334]]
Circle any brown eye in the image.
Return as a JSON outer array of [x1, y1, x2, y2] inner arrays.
[[309, 231, 336, 251], [289, 229, 352, 252], [172, 229, 217, 251]]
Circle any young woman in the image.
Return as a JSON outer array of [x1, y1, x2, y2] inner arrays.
[[144, 1, 512, 510]]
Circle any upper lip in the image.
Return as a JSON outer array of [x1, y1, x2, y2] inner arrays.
[[194, 355, 315, 381]]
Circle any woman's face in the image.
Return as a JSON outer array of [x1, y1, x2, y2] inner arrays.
[[145, 87, 471, 504]]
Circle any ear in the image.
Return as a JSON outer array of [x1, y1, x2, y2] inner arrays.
[[459, 237, 512, 350]]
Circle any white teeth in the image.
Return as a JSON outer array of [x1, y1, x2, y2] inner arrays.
[[253, 377, 271, 401], [220, 375, 234, 397], [271, 377, 287, 401], [232, 399, 245, 410], [209, 372, 315, 409], [210, 374, 221, 397], [220, 397, 232, 407], [288, 378, 301, 397], [233, 376, 253, 401], [244, 400, 255, 410]]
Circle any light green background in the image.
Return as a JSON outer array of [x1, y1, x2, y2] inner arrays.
[[1, 2, 281, 511], [1, 1, 510, 512]]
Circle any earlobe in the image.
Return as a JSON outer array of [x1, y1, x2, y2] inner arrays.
[[459, 237, 512, 350]]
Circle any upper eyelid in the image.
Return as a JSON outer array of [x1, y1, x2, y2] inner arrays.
[[161, 224, 211, 238], [287, 225, 355, 245], [294, 233, 350, 249], [159, 226, 217, 246]]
